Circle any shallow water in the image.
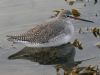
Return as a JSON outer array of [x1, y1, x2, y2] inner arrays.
[[0, 0, 100, 75]]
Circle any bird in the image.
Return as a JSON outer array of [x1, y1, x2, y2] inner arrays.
[[7, 9, 94, 48]]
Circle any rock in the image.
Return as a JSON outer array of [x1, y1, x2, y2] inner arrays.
[[72, 9, 81, 17], [8, 43, 75, 64], [95, 43, 100, 49]]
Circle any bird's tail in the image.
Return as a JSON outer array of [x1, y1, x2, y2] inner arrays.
[[6, 35, 18, 42]]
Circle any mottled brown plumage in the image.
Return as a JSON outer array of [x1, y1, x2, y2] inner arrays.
[[7, 10, 74, 47]]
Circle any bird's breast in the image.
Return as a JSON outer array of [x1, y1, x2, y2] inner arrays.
[[65, 20, 74, 35]]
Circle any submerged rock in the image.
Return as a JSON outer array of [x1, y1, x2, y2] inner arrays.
[[8, 43, 75, 65]]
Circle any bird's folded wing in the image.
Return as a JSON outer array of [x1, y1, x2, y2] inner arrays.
[[7, 19, 66, 43]]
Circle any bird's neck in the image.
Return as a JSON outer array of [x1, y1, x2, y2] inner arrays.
[[66, 19, 74, 36]]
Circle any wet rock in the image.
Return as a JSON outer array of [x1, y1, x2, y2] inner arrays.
[[95, 42, 100, 49], [72, 9, 81, 17]]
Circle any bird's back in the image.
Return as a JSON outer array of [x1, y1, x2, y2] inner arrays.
[[7, 15, 73, 47]]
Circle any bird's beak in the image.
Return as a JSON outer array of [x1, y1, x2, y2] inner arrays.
[[68, 16, 94, 23]]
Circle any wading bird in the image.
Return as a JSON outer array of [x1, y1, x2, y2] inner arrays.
[[7, 10, 94, 48]]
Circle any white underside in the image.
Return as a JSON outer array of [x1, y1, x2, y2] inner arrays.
[[14, 34, 72, 47]]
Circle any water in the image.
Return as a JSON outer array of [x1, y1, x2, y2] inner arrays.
[[0, 0, 100, 75]]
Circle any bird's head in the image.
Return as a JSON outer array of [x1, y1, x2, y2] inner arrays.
[[57, 9, 72, 19], [57, 9, 94, 23]]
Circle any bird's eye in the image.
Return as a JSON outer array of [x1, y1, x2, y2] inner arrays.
[[67, 15, 70, 17]]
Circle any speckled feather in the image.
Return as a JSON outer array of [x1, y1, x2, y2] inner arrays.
[[9, 19, 68, 43], [7, 10, 74, 47]]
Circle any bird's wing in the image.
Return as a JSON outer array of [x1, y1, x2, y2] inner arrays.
[[7, 19, 67, 44]]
